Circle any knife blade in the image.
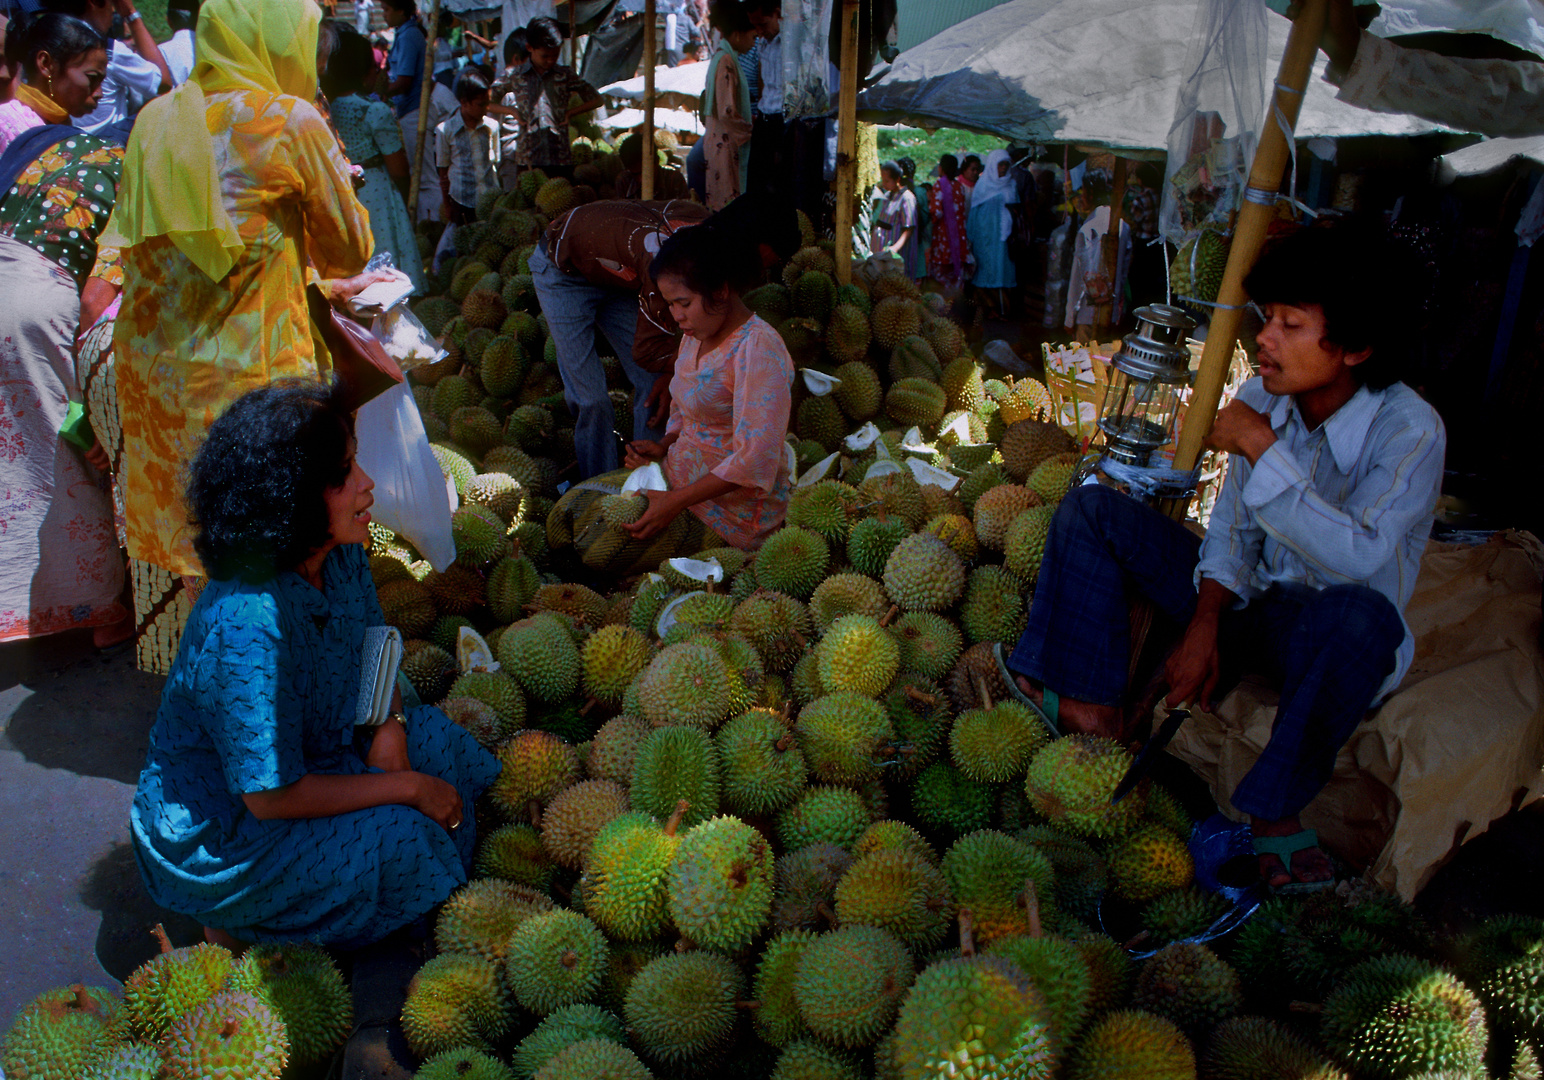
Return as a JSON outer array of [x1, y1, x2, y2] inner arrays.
[[1111, 701, 1191, 804]]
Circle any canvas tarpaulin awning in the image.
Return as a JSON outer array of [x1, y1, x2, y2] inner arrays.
[[858, 0, 1459, 151], [600, 60, 710, 110]]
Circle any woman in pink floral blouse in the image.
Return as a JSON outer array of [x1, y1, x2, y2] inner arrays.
[[622, 224, 793, 550]]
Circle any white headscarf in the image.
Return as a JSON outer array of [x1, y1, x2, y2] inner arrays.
[[971, 148, 1019, 241]]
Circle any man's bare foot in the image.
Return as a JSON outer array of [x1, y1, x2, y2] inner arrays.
[[1252, 815, 1334, 889], [1013, 676, 1123, 738]]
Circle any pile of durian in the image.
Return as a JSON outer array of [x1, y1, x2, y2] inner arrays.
[[0, 928, 351, 1079]]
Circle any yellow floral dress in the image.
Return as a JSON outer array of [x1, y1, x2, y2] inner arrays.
[[114, 89, 372, 669]]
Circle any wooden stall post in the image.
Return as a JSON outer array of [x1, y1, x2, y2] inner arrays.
[[833, 0, 860, 285], [408, 0, 443, 221], [1167, 0, 1328, 507], [642, 0, 657, 199]]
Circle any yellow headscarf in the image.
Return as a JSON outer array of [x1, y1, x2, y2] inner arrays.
[[100, 0, 321, 281]]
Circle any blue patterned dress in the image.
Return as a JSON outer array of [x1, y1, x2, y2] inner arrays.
[[130, 544, 500, 947]]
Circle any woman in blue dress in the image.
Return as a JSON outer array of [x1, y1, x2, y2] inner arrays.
[[966, 148, 1019, 316], [131, 379, 499, 948]]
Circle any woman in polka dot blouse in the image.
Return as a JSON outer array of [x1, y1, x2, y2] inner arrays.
[[0, 13, 132, 647]]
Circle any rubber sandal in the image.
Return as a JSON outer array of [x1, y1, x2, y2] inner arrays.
[[1253, 829, 1337, 895], [992, 641, 1060, 738]]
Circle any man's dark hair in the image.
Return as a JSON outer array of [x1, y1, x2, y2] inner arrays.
[[6, 12, 105, 80], [962, 154, 981, 171], [939, 154, 959, 180], [188, 379, 356, 583], [1244, 223, 1411, 390], [381, 0, 417, 14], [619, 133, 644, 169], [39, 0, 91, 16], [454, 68, 490, 102], [320, 28, 373, 100], [504, 27, 529, 64], [709, 1, 754, 35], [526, 16, 564, 51], [1081, 168, 1112, 205]]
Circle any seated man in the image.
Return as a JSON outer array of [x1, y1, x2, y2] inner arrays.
[[1003, 224, 1446, 892]]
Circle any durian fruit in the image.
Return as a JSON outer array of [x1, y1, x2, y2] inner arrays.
[[772, 843, 853, 933], [959, 565, 1028, 645], [755, 526, 832, 599], [870, 269, 919, 302], [890, 951, 1055, 1079], [397, 640, 455, 703], [888, 335, 942, 383], [988, 934, 1095, 1052], [1108, 825, 1194, 904], [511, 1004, 627, 1079], [1458, 915, 1544, 1051], [789, 483, 863, 547], [634, 640, 732, 728], [435, 878, 555, 963], [755, 930, 818, 1046], [497, 612, 582, 703], [449, 669, 526, 728], [1024, 734, 1146, 840], [973, 483, 1042, 551], [451, 406, 505, 457], [442, 695, 515, 748], [784, 244, 836, 283], [999, 379, 1055, 425], [1141, 887, 1228, 947], [940, 830, 1056, 945], [623, 951, 742, 1068], [587, 716, 651, 786], [835, 847, 954, 951], [826, 304, 873, 364], [1320, 954, 1488, 1080], [401, 953, 510, 1059], [505, 909, 608, 1015], [945, 641, 1011, 713], [911, 760, 995, 836], [884, 378, 948, 429], [490, 730, 581, 817], [157, 991, 288, 1080], [858, 470, 927, 529], [814, 615, 900, 697], [582, 806, 686, 941], [1071, 931, 1135, 1016], [668, 814, 775, 951], [950, 700, 1049, 783], [415, 1047, 517, 1080], [1004, 504, 1057, 583], [488, 554, 541, 622], [782, 317, 826, 368], [1, 984, 124, 1080], [880, 673, 951, 781], [793, 924, 915, 1048], [228, 944, 350, 1065], [1144, 783, 1195, 840], [888, 611, 962, 680], [1000, 419, 1077, 483], [847, 516, 911, 579], [794, 270, 838, 322], [533, 582, 609, 627], [123, 937, 235, 1041], [779, 784, 875, 851], [378, 578, 437, 639], [747, 283, 793, 323], [729, 591, 814, 674], [1199, 1016, 1350, 1080], [716, 709, 808, 816], [1028, 452, 1080, 505], [424, 563, 487, 616], [533, 1037, 651, 1080], [796, 692, 897, 786], [808, 572, 888, 630], [581, 624, 652, 706], [871, 295, 922, 350], [939, 357, 982, 414], [832, 361, 882, 421], [1133, 942, 1243, 1037], [771, 1039, 861, 1080], [475, 823, 554, 890], [922, 511, 979, 563], [535, 177, 577, 216], [1068, 1009, 1196, 1080], [629, 725, 721, 828], [541, 779, 630, 869], [882, 532, 966, 613]]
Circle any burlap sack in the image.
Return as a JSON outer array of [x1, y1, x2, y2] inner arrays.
[[1166, 531, 1544, 900]]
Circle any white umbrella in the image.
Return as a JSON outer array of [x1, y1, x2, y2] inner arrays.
[[601, 61, 710, 111], [597, 106, 706, 135], [1438, 135, 1544, 178], [858, 0, 1457, 151]]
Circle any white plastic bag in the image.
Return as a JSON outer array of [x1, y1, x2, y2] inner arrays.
[[355, 381, 456, 571]]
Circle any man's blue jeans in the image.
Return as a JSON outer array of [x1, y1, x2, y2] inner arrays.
[[529, 244, 666, 479], [1007, 484, 1404, 821]]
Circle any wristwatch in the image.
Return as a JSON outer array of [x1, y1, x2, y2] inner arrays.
[[125, 10, 143, 22], [357, 710, 408, 729]]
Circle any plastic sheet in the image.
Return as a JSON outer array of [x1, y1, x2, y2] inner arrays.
[[782, 0, 835, 117]]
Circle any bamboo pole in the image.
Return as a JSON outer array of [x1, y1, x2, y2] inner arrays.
[[408, 0, 442, 221], [1094, 156, 1128, 339], [1168, 0, 1328, 487], [642, 0, 657, 200], [832, 0, 861, 285]]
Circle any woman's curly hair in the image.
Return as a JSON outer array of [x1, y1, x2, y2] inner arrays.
[[188, 379, 355, 583]]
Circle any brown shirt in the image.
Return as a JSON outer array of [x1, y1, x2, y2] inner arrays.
[[504, 61, 600, 168], [544, 199, 712, 372]]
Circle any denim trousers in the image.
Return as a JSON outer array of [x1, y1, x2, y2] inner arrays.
[[529, 244, 666, 479], [1007, 484, 1405, 821]]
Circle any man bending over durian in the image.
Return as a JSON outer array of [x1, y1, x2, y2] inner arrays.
[[1002, 224, 1446, 893]]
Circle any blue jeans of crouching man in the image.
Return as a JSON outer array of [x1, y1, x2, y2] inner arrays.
[[529, 244, 666, 480], [1006, 483, 1405, 821]]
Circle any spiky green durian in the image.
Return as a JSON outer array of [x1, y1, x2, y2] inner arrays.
[[1004, 504, 1057, 584], [587, 715, 651, 785], [1199, 1016, 1350, 1080], [1107, 825, 1195, 904], [958, 564, 1028, 646], [755, 526, 831, 599], [729, 591, 813, 673], [885, 612, 963, 681], [416, 1047, 517, 1080], [448, 669, 526, 728], [789, 482, 862, 547], [1140, 887, 1229, 947], [633, 640, 732, 728], [835, 847, 953, 951], [891, 955, 1056, 1079], [987, 934, 1094, 1051], [668, 814, 775, 951], [779, 785, 874, 852], [858, 469, 927, 529], [792, 925, 914, 1048], [795, 692, 896, 787], [794, 270, 838, 322], [580, 625, 651, 706], [832, 361, 882, 421], [475, 823, 553, 890], [1458, 914, 1544, 1049], [533, 582, 609, 627], [948, 700, 1048, 785], [401, 953, 510, 1060], [511, 1005, 626, 1079], [490, 730, 581, 815], [755, 931, 818, 1046], [814, 615, 900, 698], [435, 878, 554, 963], [123, 941, 234, 1041], [879, 673, 951, 779], [771, 843, 852, 932], [1133, 942, 1242, 1037], [487, 553, 541, 622], [973, 483, 1042, 552], [228, 944, 350, 1065], [497, 612, 582, 702], [851, 820, 936, 864], [716, 709, 808, 816], [533, 1037, 650, 1080], [940, 354, 983, 411], [401, 640, 457, 703], [442, 695, 516, 749], [746, 283, 793, 324], [1068, 1010, 1195, 1080], [630, 725, 721, 828], [623, 952, 742, 1067], [1024, 735, 1146, 840], [541, 780, 629, 869], [2, 984, 124, 1080], [581, 807, 685, 941], [956, 462, 1009, 514], [826, 304, 873, 364], [911, 761, 995, 835], [1320, 955, 1488, 1080], [882, 533, 966, 613], [889, 335, 942, 383], [844, 517, 909, 580], [1027, 452, 1079, 505], [940, 830, 1055, 945], [885, 378, 948, 429], [157, 991, 288, 1080], [504, 909, 608, 1015], [797, 394, 847, 452], [871, 295, 922, 350], [1000, 418, 1076, 481], [378, 577, 437, 639]]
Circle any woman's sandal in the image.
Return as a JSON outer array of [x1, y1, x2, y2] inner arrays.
[[1253, 829, 1337, 896], [993, 642, 1060, 739]]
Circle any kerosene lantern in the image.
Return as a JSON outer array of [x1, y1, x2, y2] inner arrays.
[[1094, 304, 1198, 495]]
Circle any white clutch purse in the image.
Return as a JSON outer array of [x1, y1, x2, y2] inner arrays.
[[356, 625, 403, 726]]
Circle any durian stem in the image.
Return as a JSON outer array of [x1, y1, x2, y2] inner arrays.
[[221, 1019, 239, 1038], [734, 1000, 761, 1010], [560, 949, 577, 968], [528, 799, 542, 828], [71, 985, 91, 1012], [1288, 1001, 1325, 1015], [815, 901, 838, 928], [958, 908, 977, 958], [151, 923, 173, 955], [904, 687, 939, 706], [775, 730, 794, 752], [665, 799, 689, 837], [975, 675, 994, 711], [675, 935, 696, 952], [791, 629, 808, 649], [880, 604, 899, 628], [1022, 881, 1042, 939], [579, 696, 598, 716]]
